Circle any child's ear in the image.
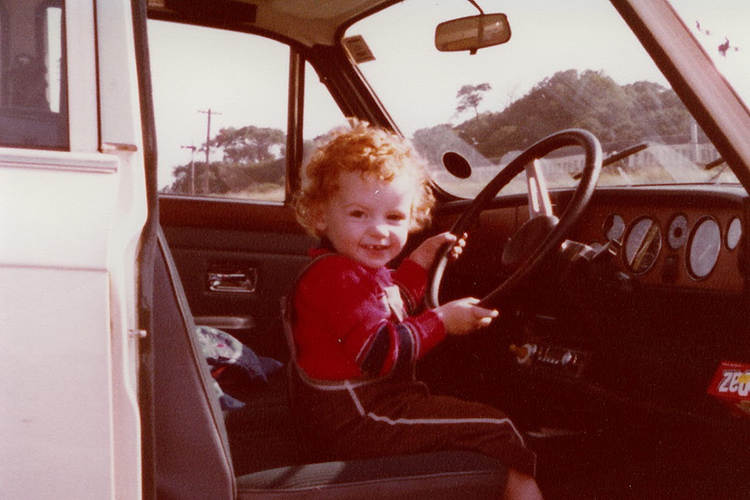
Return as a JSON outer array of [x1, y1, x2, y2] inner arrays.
[[311, 206, 327, 233]]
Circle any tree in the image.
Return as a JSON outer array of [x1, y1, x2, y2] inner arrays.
[[456, 83, 491, 119], [164, 161, 228, 195], [211, 125, 286, 164], [624, 80, 692, 141], [162, 125, 287, 195], [452, 69, 692, 161]]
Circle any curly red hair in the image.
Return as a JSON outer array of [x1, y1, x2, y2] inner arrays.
[[295, 120, 435, 237]]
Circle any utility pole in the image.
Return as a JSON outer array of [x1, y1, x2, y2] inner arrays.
[[180, 145, 197, 194], [199, 109, 221, 194]]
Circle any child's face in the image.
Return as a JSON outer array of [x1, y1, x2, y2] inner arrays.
[[315, 171, 416, 269]]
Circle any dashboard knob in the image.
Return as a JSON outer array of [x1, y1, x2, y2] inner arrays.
[[509, 343, 537, 364], [561, 351, 573, 365]]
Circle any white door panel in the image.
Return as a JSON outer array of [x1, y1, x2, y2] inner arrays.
[[0, 268, 114, 499], [0, 152, 120, 269], [0, 0, 147, 498]]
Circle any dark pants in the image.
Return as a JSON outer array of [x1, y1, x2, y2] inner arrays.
[[291, 371, 537, 477]]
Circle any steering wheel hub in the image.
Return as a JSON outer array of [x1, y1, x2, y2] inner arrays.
[[502, 214, 560, 268]]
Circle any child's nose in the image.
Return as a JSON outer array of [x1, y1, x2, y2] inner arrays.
[[368, 220, 389, 238]]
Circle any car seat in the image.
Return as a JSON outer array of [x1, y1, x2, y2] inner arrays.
[[151, 229, 508, 499]]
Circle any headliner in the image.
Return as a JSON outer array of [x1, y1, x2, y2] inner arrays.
[[147, 0, 398, 47]]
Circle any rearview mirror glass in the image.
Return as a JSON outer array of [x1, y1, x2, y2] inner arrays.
[[435, 13, 511, 53]]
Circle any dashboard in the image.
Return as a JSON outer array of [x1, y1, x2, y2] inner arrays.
[[570, 187, 747, 293], [431, 186, 749, 419], [491, 187, 750, 424]]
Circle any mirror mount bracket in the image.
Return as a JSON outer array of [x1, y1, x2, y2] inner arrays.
[[467, 0, 485, 15]]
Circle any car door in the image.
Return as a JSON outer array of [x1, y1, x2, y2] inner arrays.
[[0, 1, 147, 498], [149, 18, 348, 362]]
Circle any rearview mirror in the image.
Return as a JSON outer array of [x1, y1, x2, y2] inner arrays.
[[435, 13, 510, 54]]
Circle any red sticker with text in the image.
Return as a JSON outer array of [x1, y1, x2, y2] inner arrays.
[[708, 361, 750, 417]]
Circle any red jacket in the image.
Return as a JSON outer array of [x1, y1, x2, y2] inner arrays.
[[292, 251, 446, 380]]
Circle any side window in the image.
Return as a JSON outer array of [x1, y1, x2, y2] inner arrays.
[[0, 0, 68, 149], [150, 21, 347, 203]]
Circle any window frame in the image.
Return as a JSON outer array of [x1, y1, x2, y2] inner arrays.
[[147, 9, 406, 206], [0, 0, 69, 150]]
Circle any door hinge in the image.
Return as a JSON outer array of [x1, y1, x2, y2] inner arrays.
[[129, 329, 148, 339]]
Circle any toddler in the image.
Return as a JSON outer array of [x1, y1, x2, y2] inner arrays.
[[290, 121, 541, 499]]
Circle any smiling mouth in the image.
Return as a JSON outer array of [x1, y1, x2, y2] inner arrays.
[[362, 244, 389, 252]]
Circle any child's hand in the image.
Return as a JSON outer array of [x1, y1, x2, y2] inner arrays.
[[409, 232, 467, 270], [434, 297, 499, 336]]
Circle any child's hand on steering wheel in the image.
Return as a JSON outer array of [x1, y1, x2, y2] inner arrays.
[[409, 231, 467, 270]]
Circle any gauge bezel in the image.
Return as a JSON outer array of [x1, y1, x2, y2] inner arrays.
[[726, 217, 742, 251], [666, 213, 689, 250], [686, 216, 722, 281], [622, 216, 662, 276]]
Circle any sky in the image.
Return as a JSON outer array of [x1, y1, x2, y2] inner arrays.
[[672, 0, 750, 97], [149, 20, 349, 189]]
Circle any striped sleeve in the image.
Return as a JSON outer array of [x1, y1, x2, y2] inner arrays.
[[294, 255, 445, 379]]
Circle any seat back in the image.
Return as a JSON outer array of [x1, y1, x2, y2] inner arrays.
[[152, 230, 235, 499]]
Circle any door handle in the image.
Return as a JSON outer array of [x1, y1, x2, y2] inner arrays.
[[207, 268, 258, 293]]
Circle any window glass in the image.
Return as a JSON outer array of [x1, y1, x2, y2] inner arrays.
[[150, 21, 348, 202], [150, 21, 288, 201], [0, 0, 68, 149], [346, 0, 739, 198], [671, 0, 750, 108]]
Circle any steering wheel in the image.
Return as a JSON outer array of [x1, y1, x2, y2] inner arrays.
[[426, 129, 602, 308]]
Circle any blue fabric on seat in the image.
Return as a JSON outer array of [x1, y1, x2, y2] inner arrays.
[[197, 325, 284, 410]]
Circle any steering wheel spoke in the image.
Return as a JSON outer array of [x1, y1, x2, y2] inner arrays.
[[526, 159, 554, 219]]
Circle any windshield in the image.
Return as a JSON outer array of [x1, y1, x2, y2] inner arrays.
[[346, 0, 743, 198], [672, 0, 750, 106]]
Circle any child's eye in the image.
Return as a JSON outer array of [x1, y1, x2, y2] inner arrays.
[[349, 210, 366, 218], [387, 213, 407, 222]]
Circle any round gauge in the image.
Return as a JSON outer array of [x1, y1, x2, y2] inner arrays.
[[726, 217, 742, 250], [687, 217, 721, 280], [667, 214, 688, 250], [604, 214, 625, 242], [623, 217, 662, 275]]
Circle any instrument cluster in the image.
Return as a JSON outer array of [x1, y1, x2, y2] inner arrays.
[[599, 210, 744, 290]]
